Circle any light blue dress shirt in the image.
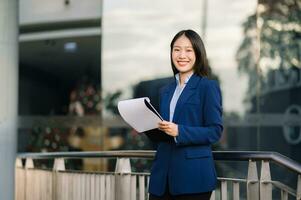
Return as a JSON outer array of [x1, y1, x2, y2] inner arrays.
[[169, 73, 192, 142], [169, 73, 193, 122]]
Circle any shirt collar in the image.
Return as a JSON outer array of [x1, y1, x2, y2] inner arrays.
[[175, 73, 193, 86]]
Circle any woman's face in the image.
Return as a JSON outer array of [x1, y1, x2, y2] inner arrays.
[[172, 35, 196, 75]]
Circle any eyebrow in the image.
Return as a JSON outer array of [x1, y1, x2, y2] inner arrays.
[[173, 45, 193, 48]]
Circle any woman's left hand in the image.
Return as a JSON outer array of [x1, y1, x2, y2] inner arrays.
[[158, 121, 179, 137]]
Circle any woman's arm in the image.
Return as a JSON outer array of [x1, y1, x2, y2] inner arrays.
[[176, 124, 222, 146], [173, 80, 223, 146]]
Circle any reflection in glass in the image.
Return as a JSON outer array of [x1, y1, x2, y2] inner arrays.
[[102, 0, 206, 171], [102, 0, 205, 118], [235, 0, 301, 188], [101, 0, 301, 185]]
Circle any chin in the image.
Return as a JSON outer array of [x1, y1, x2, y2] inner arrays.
[[177, 69, 193, 74]]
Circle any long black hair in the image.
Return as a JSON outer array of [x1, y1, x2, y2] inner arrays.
[[170, 29, 209, 77]]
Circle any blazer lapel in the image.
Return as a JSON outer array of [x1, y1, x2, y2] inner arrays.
[[172, 74, 201, 122], [161, 81, 176, 121]]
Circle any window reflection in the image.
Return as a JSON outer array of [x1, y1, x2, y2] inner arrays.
[[102, 0, 301, 180]]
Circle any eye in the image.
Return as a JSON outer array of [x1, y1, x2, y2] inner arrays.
[[173, 48, 180, 52], [186, 49, 193, 52]]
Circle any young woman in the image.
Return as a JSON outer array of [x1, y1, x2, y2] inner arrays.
[[146, 29, 223, 200]]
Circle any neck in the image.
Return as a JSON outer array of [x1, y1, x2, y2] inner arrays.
[[179, 71, 193, 86]]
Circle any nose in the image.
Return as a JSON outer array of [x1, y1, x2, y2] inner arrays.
[[179, 50, 186, 58]]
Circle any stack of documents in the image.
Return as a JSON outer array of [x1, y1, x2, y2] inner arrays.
[[118, 97, 163, 133]]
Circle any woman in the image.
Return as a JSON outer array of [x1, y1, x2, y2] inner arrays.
[[146, 29, 223, 200]]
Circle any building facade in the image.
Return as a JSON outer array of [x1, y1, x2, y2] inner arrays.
[[0, 0, 300, 198]]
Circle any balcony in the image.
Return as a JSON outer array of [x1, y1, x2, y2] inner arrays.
[[15, 151, 301, 200]]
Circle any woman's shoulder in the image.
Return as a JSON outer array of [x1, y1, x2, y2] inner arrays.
[[198, 76, 221, 91], [198, 76, 215, 84], [159, 79, 176, 94]]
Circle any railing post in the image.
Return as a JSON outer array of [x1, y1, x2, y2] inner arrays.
[[115, 158, 131, 173], [260, 160, 272, 200], [297, 175, 301, 200], [25, 158, 34, 169], [221, 180, 227, 200], [247, 160, 259, 200], [53, 158, 65, 200], [210, 190, 215, 200], [281, 190, 288, 200], [25, 158, 34, 200], [15, 158, 24, 200], [15, 158, 23, 168], [138, 175, 145, 200], [233, 181, 240, 200], [115, 158, 131, 200], [53, 158, 66, 171], [131, 175, 137, 200]]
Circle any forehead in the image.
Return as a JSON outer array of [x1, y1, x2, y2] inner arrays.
[[173, 35, 193, 47]]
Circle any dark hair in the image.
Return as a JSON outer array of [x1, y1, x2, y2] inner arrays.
[[170, 29, 209, 77]]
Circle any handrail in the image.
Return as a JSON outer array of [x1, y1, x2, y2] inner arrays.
[[267, 180, 296, 197], [17, 150, 301, 174], [17, 150, 156, 159], [213, 151, 301, 174]]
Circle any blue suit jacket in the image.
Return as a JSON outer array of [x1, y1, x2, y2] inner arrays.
[[148, 74, 223, 196]]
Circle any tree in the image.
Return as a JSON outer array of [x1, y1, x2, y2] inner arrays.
[[236, 0, 301, 101]]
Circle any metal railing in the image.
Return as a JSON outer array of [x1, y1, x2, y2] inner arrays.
[[15, 151, 301, 200]]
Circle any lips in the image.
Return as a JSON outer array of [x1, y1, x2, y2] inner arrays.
[[177, 61, 189, 67]]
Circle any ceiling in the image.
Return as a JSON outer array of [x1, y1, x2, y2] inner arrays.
[[19, 35, 101, 85]]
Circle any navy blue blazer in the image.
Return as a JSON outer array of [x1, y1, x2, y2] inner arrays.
[[147, 74, 223, 196]]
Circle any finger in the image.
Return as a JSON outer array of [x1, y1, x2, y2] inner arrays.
[[160, 121, 169, 125], [158, 123, 166, 129], [159, 124, 168, 128], [159, 126, 167, 131], [164, 127, 171, 132], [158, 122, 165, 127]]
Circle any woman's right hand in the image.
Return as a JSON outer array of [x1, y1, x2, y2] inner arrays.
[[158, 121, 179, 137]]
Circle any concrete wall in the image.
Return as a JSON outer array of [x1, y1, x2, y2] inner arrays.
[[19, 0, 102, 25], [0, 0, 18, 199]]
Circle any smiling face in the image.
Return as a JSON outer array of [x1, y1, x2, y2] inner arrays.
[[171, 35, 196, 76]]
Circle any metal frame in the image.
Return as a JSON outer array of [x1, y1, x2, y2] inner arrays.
[[16, 151, 301, 200], [17, 151, 301, 174]]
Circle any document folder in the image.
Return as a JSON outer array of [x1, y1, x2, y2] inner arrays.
[[118, 97, 173, 142]]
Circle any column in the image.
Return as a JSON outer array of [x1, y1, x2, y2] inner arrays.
[[0, 0, 18, 199]]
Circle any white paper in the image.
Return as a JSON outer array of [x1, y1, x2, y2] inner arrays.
[[118, 97, 163, 132]]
